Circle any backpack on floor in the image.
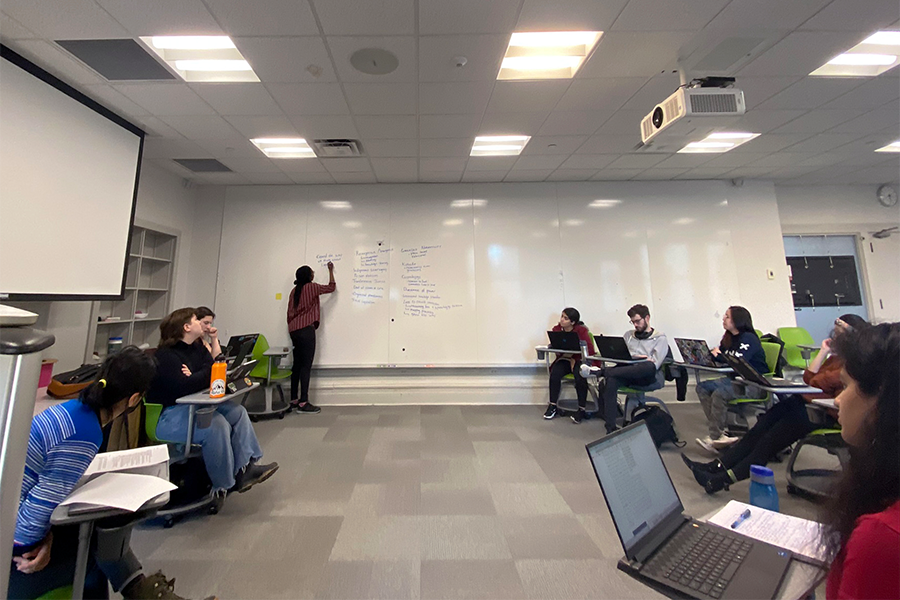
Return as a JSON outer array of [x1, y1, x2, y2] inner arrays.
[[630, 406, 685, 448], [47, 363, 102, 399]]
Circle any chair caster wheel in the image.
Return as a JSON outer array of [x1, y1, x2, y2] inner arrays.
[[278, 411, 286, 419], [208, 504, 219, 515], [163, 517, 176, 528]]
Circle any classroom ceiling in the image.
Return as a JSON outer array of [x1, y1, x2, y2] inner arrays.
[[2, 0, 898, 186]]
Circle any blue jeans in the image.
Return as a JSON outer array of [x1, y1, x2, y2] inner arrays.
[[156, 401, 263, 492]]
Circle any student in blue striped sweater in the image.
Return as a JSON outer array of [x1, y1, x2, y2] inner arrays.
[[9, 347, 212, 600]]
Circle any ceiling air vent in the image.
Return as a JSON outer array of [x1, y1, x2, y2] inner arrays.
[[173, 159, 232, 172], [312, 139, 364, 157]]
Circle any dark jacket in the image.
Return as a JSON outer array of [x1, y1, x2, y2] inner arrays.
[[146, 340, 214, 408], [715, 331, 768, 374]]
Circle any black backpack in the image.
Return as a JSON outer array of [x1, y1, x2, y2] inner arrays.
[[629, 405, 685, 448]]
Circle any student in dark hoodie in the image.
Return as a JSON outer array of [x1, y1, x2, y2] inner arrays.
[[695, 306, 767, 453], [146, 308, 278, 500], [543, 307, 596, 424]]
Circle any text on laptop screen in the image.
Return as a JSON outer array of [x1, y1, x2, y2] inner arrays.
[[588, 425, 682, 553]]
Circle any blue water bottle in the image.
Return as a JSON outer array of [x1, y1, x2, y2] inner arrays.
[[748, 465, 779, 512]]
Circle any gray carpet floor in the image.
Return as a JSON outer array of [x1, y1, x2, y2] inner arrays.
[[130, 401, 833, 600]]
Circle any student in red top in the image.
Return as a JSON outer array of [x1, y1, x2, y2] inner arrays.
[[823, 322, 899, 600], [286, 261, 336, 413], [544, 307, 596, 424]]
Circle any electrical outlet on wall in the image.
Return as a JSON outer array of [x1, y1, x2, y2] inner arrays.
[[766, 269, 775, 280]]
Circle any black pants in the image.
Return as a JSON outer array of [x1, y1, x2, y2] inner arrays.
[[289, 325, 316, 403], [720, 395, 817, 482], [601, 362, 658, 433], [548, 359, 588, 409], [666, 364, 689, 401]]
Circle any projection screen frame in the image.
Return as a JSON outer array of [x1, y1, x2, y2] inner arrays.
[[0, 44, 145, 301]]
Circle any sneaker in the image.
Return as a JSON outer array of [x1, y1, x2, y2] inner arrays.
[[681, 453, 724, 474], [122, 571, 217, 600], [690, 467, 732, 494], [570, 409, 584, 424], [711, 434, 740, 448], [232, 461, 279, 493], [695, 436, 718, 453], [543, 404, 558, 420], [295, 402, 321, 414]]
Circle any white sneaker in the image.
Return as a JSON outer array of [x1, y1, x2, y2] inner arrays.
[[695, 436, 717, 453], [711, 434, 740, 448]]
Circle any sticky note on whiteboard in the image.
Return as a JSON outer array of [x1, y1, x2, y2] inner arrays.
[[275, 293, 282, 300]]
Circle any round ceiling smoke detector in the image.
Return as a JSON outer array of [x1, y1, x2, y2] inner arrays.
[[350, 48, 399, 75]]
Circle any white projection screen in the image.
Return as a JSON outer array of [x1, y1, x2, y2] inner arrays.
[[0, 45, 143, 300]]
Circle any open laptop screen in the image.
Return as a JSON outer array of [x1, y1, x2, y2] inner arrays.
[[587, 424, 683, 555]]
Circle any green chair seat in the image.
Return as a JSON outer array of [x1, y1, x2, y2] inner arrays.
[[36, 586, 73, 600], [777, 327, 816, 369]]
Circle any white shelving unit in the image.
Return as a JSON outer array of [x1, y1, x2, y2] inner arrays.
[[86, 226, 176, 362]]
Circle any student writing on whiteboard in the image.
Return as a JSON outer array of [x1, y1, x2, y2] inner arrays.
[[195, 306, 221, 358], [287, 261, 336, 414], [543, 308, 596, 424]]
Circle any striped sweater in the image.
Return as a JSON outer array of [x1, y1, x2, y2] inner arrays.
[[15, 399, 101, 547], [287, 281, 336, 332]]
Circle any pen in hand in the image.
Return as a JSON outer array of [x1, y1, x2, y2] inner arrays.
[[731, 509, 751, 529]]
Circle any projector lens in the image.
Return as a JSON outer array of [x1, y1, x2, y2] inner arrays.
[[652, 106, 664, 129]]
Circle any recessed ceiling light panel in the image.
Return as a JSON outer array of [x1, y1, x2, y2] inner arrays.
[[810, 31, 900, 76], [470, 135, 531, 156], [251, 138, 316, 159], [139, 35, 259, 82], [498, 31, 602, 80], [875, 141, 900, 153], [678, 132, 760, 153]]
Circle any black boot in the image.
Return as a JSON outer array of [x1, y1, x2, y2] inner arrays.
[[691, 466, 732, 494], [232, 460, 279, 493], [681, 453, 725, 474]]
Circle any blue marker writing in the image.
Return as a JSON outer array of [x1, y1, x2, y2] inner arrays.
[[731, 509, 751, 529]]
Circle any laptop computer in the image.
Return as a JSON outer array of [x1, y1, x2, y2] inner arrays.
[[593, 335, 635, 360], [675, 338, 718, 367], [227, 339, 255, 369], [224, 334, 259, 359], [547, 330, 583, 351], [226, 359, 257, 394], [586, 422, 792, 600], [721, 354, 808, 389]]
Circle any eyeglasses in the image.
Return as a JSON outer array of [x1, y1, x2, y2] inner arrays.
[[629, 317, 644, 325]]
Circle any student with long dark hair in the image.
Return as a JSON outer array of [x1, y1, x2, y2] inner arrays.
[[287, 261, 335, 414], [543, 307, 596, 424], [821, 322, 899, 599], [194, 306, 221, 358], [695, 306, 767, 452], [10, 347, 211, 600]]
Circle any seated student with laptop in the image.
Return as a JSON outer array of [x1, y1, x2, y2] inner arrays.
[[146, 308, 278, 501], [682, 314, 867, 494], [591, 304, 670, 435], [543, 307, 596, 423], [695, 306, 767, 453]]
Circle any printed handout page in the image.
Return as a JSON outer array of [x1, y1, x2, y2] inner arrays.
[[60, 472, 176, 513], [82, 445, 169, 479], [708, 500, 828, 564]]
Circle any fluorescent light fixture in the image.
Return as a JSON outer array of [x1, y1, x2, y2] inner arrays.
[[451, 199, 488, 208], [589, 199, 622, 208], [342, 221, 362, 228], [139, 35, 259, 82], [443, 219, 464, 226], [673, 217, 695, 225], [875, 141, 900, 152], [563, 219, 584, 226], [320, 201, 352, 210], [678, 132, 759, 153], [251, 138, 316, 159], [810, 31, 900, 76], [498, 31, 602, 80], [470, 135, 531, 157]]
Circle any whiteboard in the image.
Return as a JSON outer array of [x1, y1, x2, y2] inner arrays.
[[214, 181, 792, 366]]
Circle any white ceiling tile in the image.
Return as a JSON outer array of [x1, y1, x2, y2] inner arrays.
[[83, 84, 151, 118], [554, 77, 645, 112], [244, 172, 295, 184], [782, 133, 866, 154], [650, 153, 716, 169], [612, 0, 728, 31], [218, 156, 282, 173], [559, 154, 618, 170], [421, 158, 468, 171], [275, 158, 327, 173], [147, 158, 193, 178], [539, 111, 612, 136], [290, 115, 360, 138], [480, 112, 549, 136], [364, 139, 418, 158], [511, 155, 567, 170], [730, 109, 807, 133], [825, 133, 899, 156], [605, 154, 668, 169], [354, 115, 417, 139], [371, 158, 418, 182], [288, 172, 335, 184], [327, 36, 417, 83], [576, 135, 640, 154], [725, 167, 774, 178], [822, 78, 900, 111], [631, 168, 690, 180], [321, 157, 372, 173], [738, 31, 872, 77], [590, 168, 642, 180], [521, 136, 588, 155], [462, 170, 510, 182], [204, 0, 319, 36], [142, 138, 209, 159], [619, 74, 681, 113], [96, 0, 222, 35], [332, 171, 379, 183], [234, 37, 336, 83], [159, 115, 244, 139], [466, 156, 517, 171], [486, 81, 571, 114], [549, 169, 601, 181], [419, 138, 473, 157], [504, 170, 553, 182], [738, 77, 805, 110], [828, 109, 899, 134], [194, 138, 262, 158], [419, 0, 521, 35], [418, 34, 507, 82], [799, 0, 900, 31], [114, 83, 216, 115], [224, 115, 299, 138], [419, 115, 481, 138], [419, 81, 494, 114], [516, 0, 629, 32], [2, 0, 129, 39], [579, 31, 696, 78], [0, 13, 37, 40], [194, 172, 251, 185], [772, 109, 864, 133], [756, 79, 865, 110], [134, 116, 185, 139], [313, 0, 415, 35], [706, 0, 831, 30], [344, 83, 417, 115], [592, 109, 644, 136], [795, 154, 852, 168], [701, 152, 773, 168], [728, 134, 813, 154], [674, 167, 735, 180], [748, 153, 810, 168], [190, 83, 284, 116], [9, 40, 107, 85], [267, 83, 350, 116], [421, 172, 463, 182]]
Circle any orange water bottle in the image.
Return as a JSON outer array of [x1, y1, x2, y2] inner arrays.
[[210, 358, 226, 398]]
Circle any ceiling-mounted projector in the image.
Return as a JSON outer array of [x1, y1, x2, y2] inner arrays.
[[640, 87, 746, 148]]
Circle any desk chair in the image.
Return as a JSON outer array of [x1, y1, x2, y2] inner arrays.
[[619, 374, 670, 425], [786, 404, 847, 500], [246, 334, 292, 420], [725, 341, 782, 433], [36, 586, 73, 600], [554, 336, 600, 414], [777, 327, 817, 369]]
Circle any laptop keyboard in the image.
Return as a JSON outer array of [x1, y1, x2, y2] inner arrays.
[[647, 525, 753, 598]]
